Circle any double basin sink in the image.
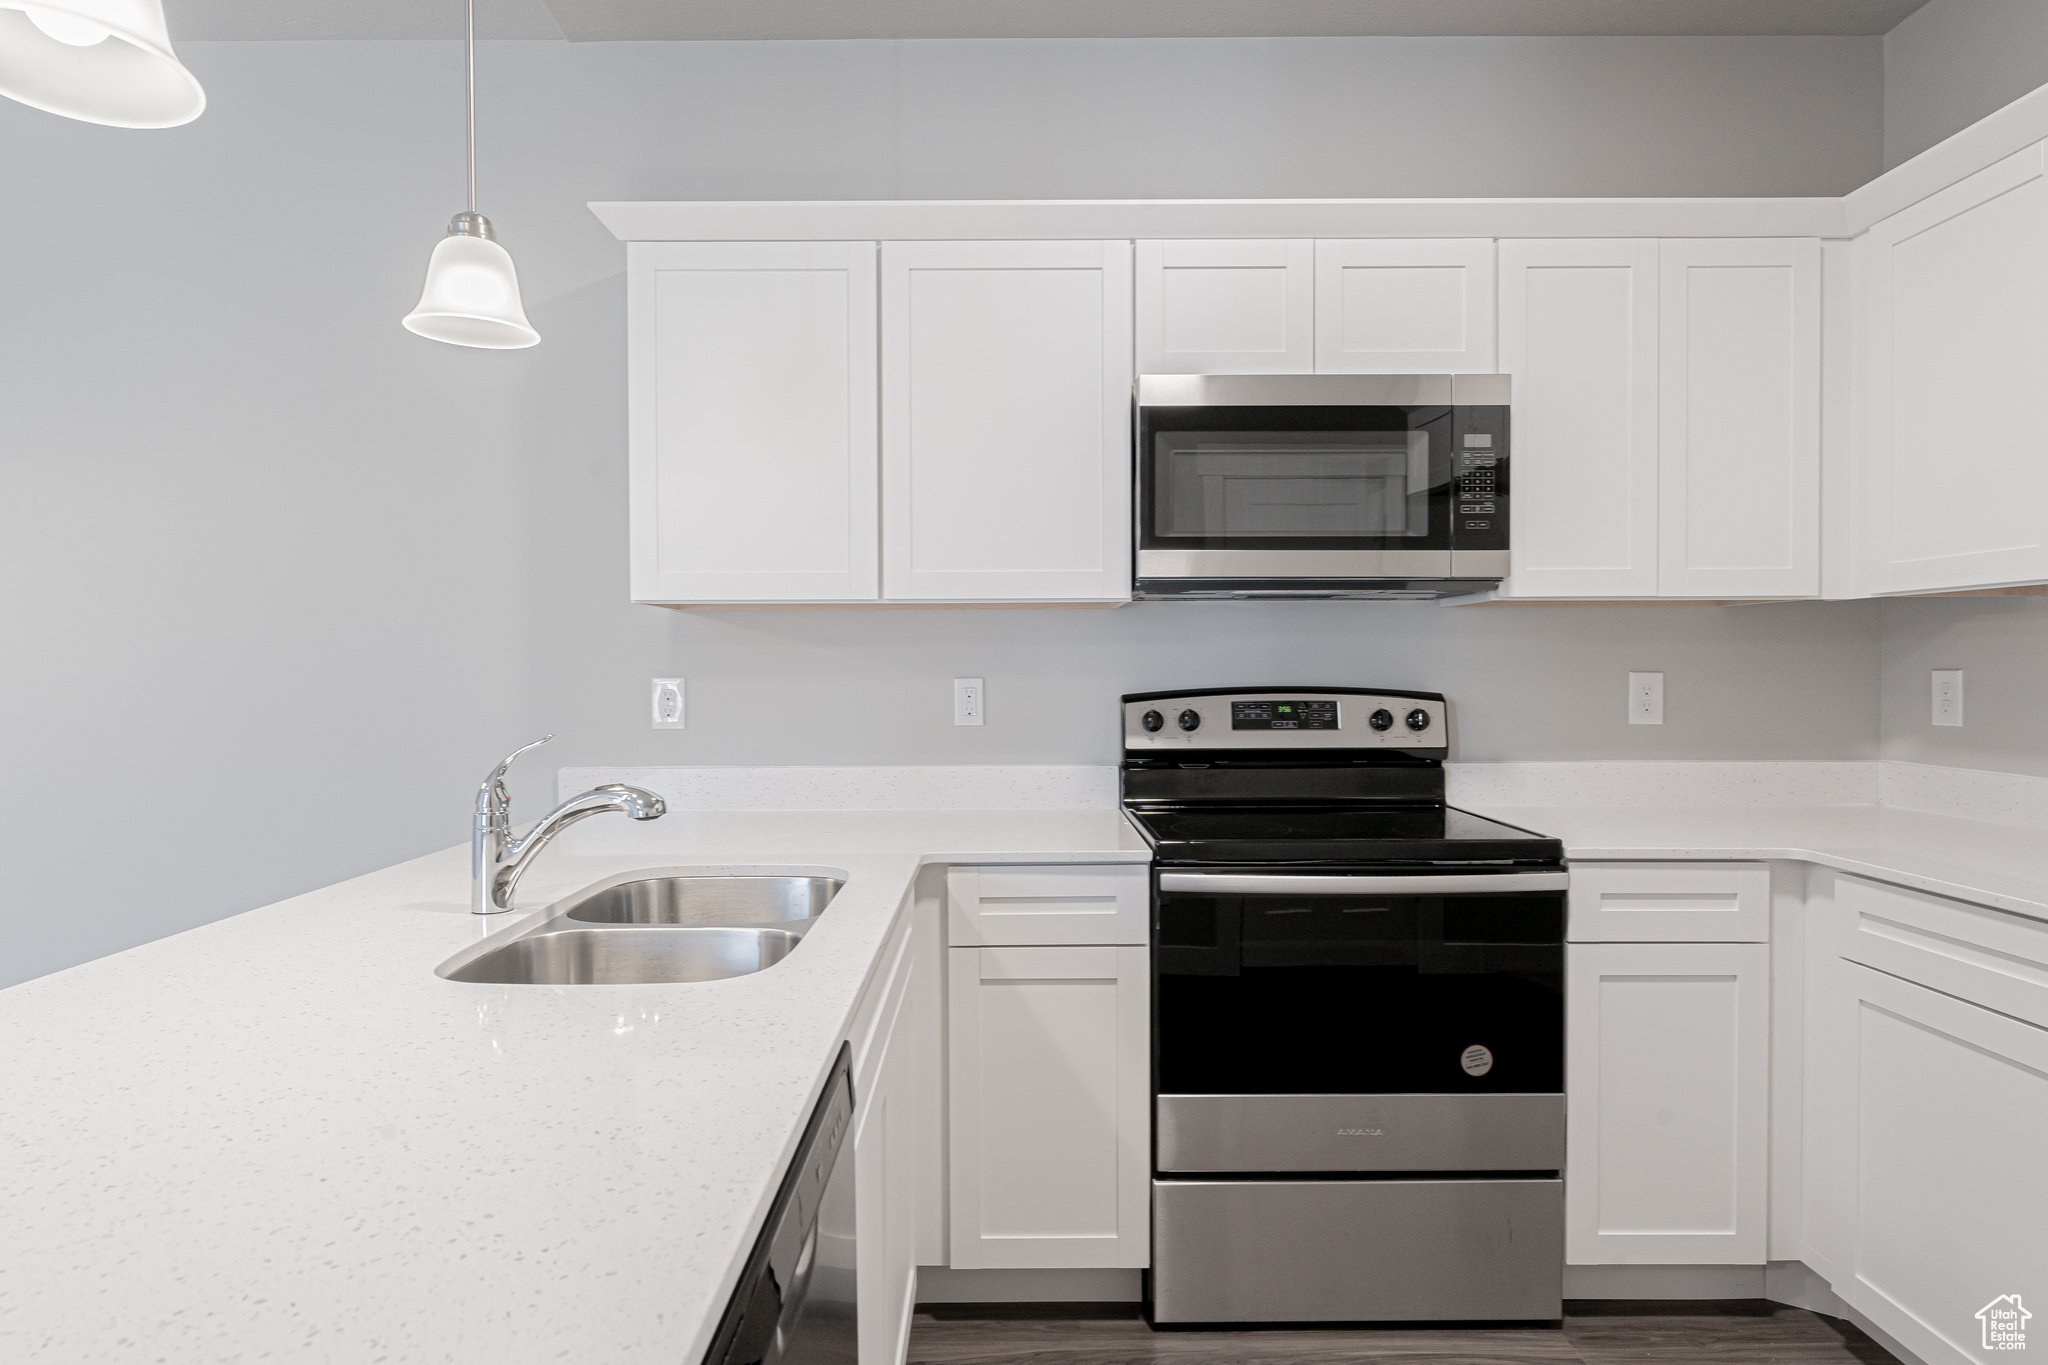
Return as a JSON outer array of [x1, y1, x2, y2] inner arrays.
[[438, 874, 843, 986]]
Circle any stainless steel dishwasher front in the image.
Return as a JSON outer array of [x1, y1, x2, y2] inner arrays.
[[704, 1044, 857, 1365]]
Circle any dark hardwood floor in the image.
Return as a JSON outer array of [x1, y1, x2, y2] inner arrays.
[[907, 1301, 1900, 1365]]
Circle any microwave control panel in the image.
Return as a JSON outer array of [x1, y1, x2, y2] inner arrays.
[[1452, 411, 1509, 553]]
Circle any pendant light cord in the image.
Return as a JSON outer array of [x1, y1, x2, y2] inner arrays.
[[465, 0, 477, 215]]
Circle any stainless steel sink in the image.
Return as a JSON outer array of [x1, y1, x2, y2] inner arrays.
[[564, 874, 842, 926], [436, 871, 845, 986], [442, 925, 806, 985]]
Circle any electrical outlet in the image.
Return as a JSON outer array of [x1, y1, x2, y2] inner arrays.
[[1932, 669, 1963, 727], [651, 677, 685, 729], [954, 678, 984, 727], [1628, 672, 1664, 725]]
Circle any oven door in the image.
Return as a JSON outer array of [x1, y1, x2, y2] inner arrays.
[[1153, 869, 1564, 1174]]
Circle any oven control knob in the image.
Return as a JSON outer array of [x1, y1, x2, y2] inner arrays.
[[1177, 708, 1202, 732], [1141, 709, 1164, 733], [1405, 708, 1432, 732], [1368, 708, 1395, 731]]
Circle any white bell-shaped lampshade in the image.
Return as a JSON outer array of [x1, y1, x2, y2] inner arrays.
[[0, 0, 204, 128], [402, 216, 541, 350]]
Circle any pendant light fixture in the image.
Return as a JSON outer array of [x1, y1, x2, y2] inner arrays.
[[402, 0, 539, 350], [0, 0, 205, 127]]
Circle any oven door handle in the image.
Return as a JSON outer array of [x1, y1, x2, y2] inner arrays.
[[1156, 872, 1569, 895]]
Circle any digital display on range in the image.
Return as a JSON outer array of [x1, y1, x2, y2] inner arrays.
[[1231, 700, 1339, 731]]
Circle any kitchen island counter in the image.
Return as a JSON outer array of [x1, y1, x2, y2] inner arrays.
[[0, 807, 1146, 1365]]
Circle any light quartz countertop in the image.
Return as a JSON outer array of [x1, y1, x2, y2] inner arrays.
[[9, 788, 2048, 1364], [1462, 801, 2048, 922], [0, 808, 1146, 1365]]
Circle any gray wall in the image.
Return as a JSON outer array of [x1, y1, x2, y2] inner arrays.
[[556, 600, 1882, 766], [0, 36, 1885, 987], [1878, 598, 2048, 778], [1884, 0, 2048, 167]]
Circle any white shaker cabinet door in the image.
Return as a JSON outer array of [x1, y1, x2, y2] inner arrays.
[[627, 241, 879, 603], [851, 905, 932, 1365], [1821, 964, 2048, 1365], [881, 240, 1133, 602], [1136, 239, 1314, 375], [1497, 240, 1660, 598], [947, 944, 1150, 1269], [1313, 239, 1495, 374], [1658, 239, 1821, 598], [1566, 942, 1770, 1266], [1860, 141, 2048, 594]]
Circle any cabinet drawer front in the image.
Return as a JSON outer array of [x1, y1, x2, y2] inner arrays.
[[947, 864, 1149, 946], [1569, 862, 1770, 942], [1836, 875, 2048, 1031]]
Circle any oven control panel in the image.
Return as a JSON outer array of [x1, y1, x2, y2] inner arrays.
[[1124, 689, 1447, 752], [1231, 699, 1339, 731]]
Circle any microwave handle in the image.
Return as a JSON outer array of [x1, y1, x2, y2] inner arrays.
[[1157, 872, 1569, 895]]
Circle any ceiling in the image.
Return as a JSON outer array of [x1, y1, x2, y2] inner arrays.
[[171, 0, 1931, 43]]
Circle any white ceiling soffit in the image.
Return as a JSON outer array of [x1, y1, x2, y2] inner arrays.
[[173, 0, 1929, 42], [171, 0, 567, 40], [542, 0, 1931, 41]]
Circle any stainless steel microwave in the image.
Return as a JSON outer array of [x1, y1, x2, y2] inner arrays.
[[1134, 373, 1510, 600]]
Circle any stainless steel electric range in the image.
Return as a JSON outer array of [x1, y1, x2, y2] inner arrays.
[[1121, 687, 1567, 1325]]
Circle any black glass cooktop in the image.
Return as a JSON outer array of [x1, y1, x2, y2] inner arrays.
[[1125, 803, 1564, 867]]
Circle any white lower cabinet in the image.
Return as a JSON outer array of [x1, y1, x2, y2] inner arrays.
[[1835, 966, 2048, 1365], [1804, 873, 2048, 1365], [850, 897, 940, 1365], [1566, 941, 1770, 1265], [946, 944, 1150, 1269]]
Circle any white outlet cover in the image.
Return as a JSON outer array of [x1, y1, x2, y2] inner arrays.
[[1628, 671, 1664, 725], [1932, 669, 1963, 727], [953, 677, 984, 727], [652, 677, 685, 729]]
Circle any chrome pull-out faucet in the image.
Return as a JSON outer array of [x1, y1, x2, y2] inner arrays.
[[471, 736, 666, 915]]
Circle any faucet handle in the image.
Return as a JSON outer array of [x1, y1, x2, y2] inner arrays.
[[476, 734, 554, 814]]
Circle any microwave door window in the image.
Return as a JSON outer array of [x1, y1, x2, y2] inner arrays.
[[1154, 432, 1431, 541]]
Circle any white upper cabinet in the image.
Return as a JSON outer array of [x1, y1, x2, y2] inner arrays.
[[1313, 239, 1495, 374], [1860, 141, 2048, 594], [1659, 239, 1821, 598], [1497, 239, 1661, 597], [627, 242, 880, 603], [881, 240, 1133, 602], [1136, 239, 1313, 375]]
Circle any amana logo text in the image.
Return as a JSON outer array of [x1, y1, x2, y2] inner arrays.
[[1335, 1127, 1386, 1137]]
